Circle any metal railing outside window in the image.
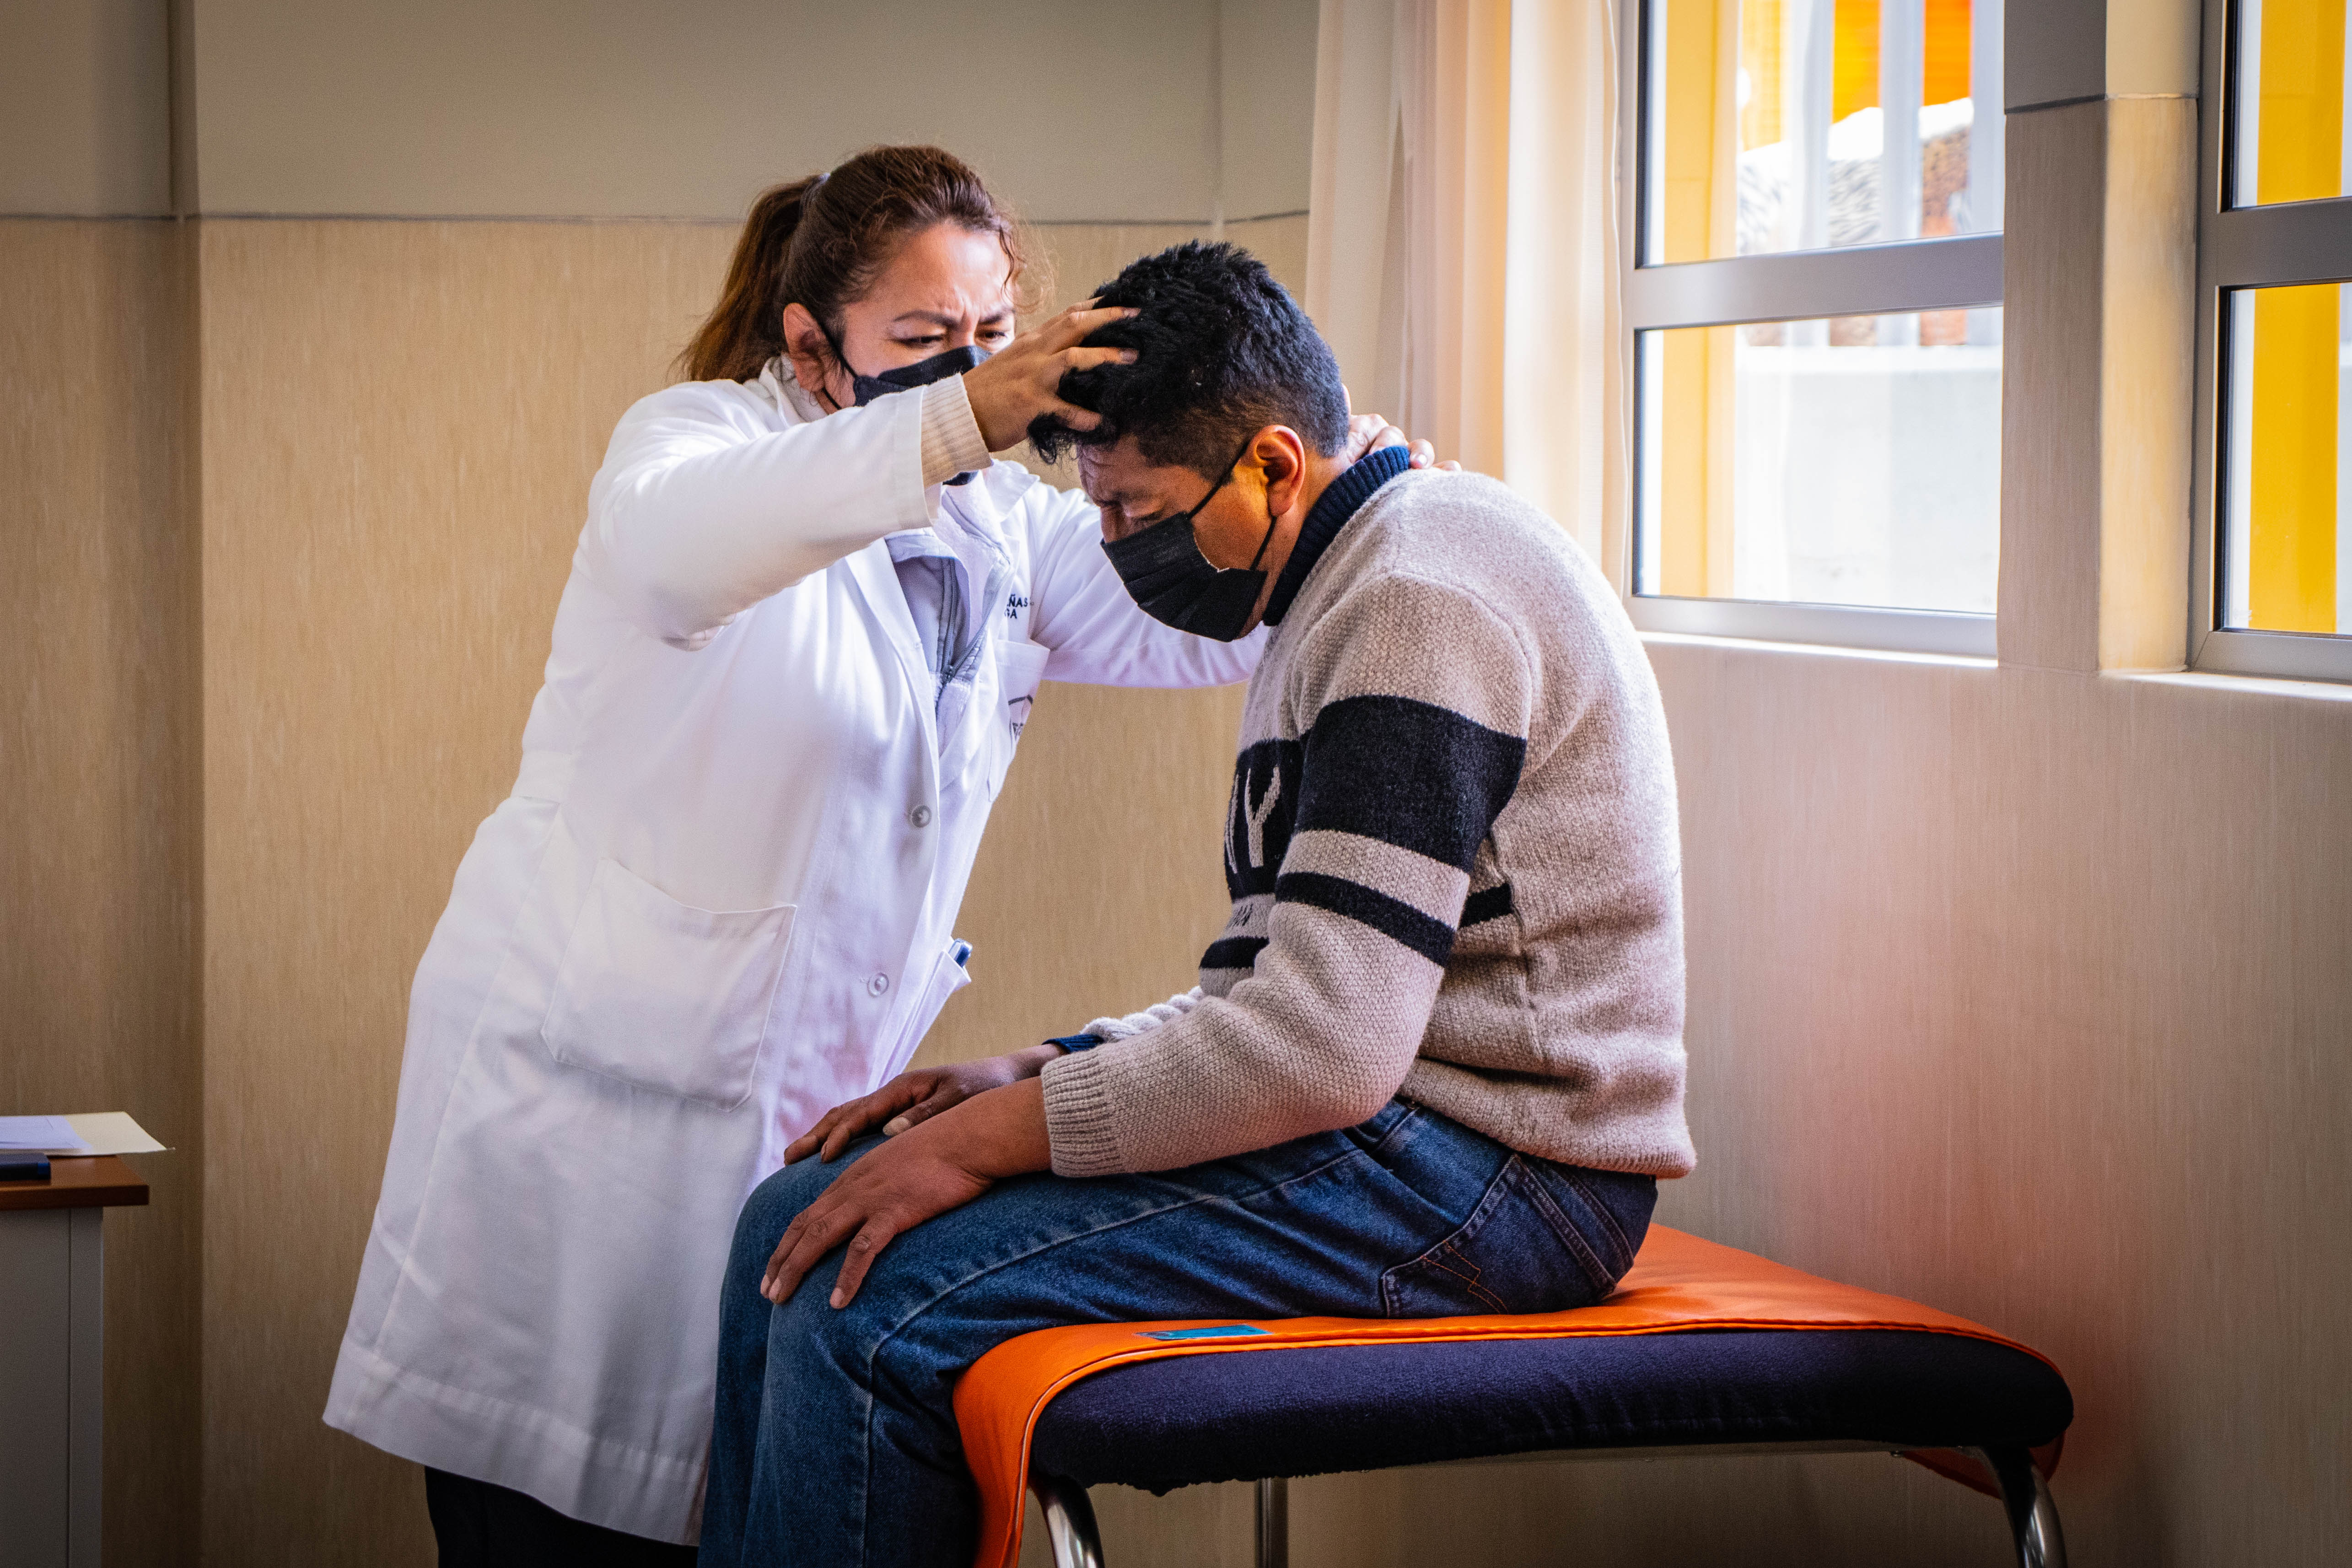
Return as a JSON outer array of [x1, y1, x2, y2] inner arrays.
[[2191, 0, 2352, 681], [1621, 0, 2005, 656]]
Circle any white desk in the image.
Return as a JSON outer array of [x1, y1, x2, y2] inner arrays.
[[0, 1157, 146, 1568]]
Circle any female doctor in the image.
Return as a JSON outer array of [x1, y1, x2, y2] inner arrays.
[[325, 145, 1429, 1563]]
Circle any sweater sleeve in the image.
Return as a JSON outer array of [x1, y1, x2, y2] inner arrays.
[[918, 375, 992, 485], [1039, 571, 1534, 1176]]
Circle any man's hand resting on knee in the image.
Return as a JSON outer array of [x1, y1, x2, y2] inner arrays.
[[762, 1075, 1054, 1309], [783, 1044, 1066, 1164]]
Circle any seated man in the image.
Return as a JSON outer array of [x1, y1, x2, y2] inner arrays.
[[698, 242, 1694, 1568]]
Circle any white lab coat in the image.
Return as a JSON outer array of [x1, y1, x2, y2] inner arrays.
[[323, 365, 1257, 1541]]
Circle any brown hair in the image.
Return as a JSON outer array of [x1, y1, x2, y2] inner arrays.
[[678, 145, 1032, 385]]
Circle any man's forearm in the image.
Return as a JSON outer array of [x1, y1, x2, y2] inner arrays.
[[944, 1076, 1054, 1179]]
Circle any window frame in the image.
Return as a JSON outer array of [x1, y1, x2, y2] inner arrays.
[[2189, 0, 2352, 681], [1618, 0, 2005, 658]]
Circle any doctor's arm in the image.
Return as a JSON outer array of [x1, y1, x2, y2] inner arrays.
[[582, 307, 1134, 642], [582, 384, 943, 642]]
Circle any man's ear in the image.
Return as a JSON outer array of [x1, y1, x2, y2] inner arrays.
[[780, 302, 843, 408], [1251, 426, 1312, 518]]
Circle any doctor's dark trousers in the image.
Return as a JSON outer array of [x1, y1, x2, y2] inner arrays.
[[698, 1099, 1656, 1567]]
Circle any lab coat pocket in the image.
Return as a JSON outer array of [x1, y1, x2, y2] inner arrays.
[[878, 939, 973, 1087], [989, 638, 1053, 796], [540, 854, 795, 1108], [997, 638, 1050, 738]]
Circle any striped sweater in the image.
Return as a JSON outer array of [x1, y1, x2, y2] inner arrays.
[[1038, 451, 1695, 1180]]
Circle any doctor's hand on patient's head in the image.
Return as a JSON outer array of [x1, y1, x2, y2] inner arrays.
[[961, 300, 1141, 454], [783, 1044, 1066, 1165], [1343, 411, 1460, 473]]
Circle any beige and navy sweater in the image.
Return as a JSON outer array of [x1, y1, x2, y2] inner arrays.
[[1038, 448, 1695, 1179]]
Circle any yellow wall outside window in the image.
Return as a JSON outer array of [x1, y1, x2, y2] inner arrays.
[[1655, 0, 1739, 594], [2242, 0, 2346, 633], [2244, 285, 2344, 634]]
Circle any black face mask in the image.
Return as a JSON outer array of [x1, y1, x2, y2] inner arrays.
[[822, 334, 991, 484], [844, 343, 988, 406], [1099, 440, 1276, 642]]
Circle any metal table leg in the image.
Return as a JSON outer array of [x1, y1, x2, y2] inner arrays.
[[1035, 1473, 1105, 1568], [1975, 1446, 2068, 1568], [1256, 1476, 1289, 1568]]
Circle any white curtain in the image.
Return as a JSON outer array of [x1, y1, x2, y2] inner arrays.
[[1305, 0, 1625, 573]]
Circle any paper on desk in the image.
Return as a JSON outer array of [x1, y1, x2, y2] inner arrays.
[[59, 1113, 165, 1156], [0, 1115, 91, 1153], [0, 1113, 164, 1156]]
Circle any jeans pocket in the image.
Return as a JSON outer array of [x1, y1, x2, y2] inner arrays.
[[1379, 1156, 1643, 1318]]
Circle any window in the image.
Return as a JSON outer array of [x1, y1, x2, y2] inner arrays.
[[2194, 0, 2352, 679], [1624, 0, 2004, 654]]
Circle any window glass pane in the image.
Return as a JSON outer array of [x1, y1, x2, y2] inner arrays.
[[2230, 0, 2350, 207], [2223, 283, 2351, 633], [1636, 309, 2002, 611], [1643, 0, 2002, 263]]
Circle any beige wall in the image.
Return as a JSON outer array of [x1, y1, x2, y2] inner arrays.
[[1641, 650, 2352, 1565], [0, 218, 202, 1565], [1220, 0, 1322, 220], [182, 0, 1324, 225], [0, 0, 171, 215]]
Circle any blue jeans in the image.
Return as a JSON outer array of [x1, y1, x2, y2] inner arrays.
[[700, 1099, 1656, 1568]]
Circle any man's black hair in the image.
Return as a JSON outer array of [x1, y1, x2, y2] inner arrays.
[[1028, 241, 1350, 480]]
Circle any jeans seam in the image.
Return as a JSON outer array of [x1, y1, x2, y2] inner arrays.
[[1560, 1168, 1636, 1277], [1366, 1104, 1423, 1157], [851, 1359, 875, 1564], [1514, 1160, 1616, 1297], [1420, 1242, 1509, 1312], [1379, 1154, 1525, 1315]]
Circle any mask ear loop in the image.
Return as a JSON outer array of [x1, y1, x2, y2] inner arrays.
[[1242, 490, 1281, 574], [1238, 438, 1284, 575], [1175, 435, 1272, 566], [808, 315, 855, 415]]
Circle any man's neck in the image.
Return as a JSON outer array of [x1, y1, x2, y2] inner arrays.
[[1265, 451, 1353, 582], [1245, 449, 1358, 631]]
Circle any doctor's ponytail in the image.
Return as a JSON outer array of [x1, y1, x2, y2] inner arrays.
[[678, 146, 1031, 385]]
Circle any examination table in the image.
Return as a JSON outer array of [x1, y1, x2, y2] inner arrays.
[[954, 1225, 2073, 1568]]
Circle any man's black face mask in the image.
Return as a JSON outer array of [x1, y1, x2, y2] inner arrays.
[[1098, 438, 1276, 643]]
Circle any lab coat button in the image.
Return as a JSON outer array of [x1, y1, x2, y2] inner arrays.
[[867, 972, 890, 997], [909, 804, 933, 829]]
